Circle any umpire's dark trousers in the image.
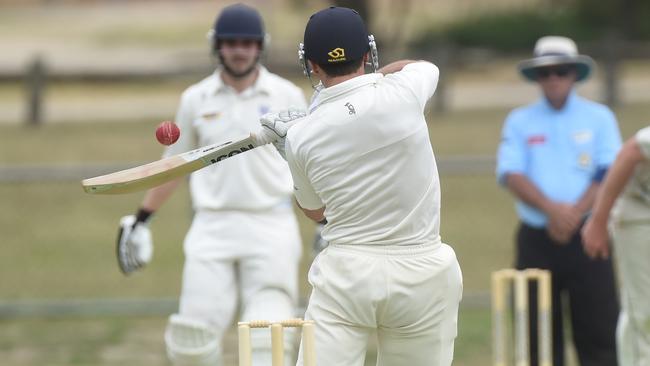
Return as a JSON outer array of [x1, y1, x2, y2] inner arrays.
[[516, 223, 619, 366]]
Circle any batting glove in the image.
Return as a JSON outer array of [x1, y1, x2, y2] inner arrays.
[[116, 214, 153, 275], [312, 223, 328, 257], [255, 107, 306, 160]]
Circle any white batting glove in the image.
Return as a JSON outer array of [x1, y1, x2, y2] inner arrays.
[[117, 215, 153, 275], [254, 107, 306, 160]]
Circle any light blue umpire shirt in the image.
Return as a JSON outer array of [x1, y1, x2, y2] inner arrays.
[[496, 91, 622, 228]]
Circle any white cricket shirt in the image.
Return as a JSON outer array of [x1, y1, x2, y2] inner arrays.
[[164, 67, 306, 211], [286, 61, 441, 245], [613, 126, 650, 221]]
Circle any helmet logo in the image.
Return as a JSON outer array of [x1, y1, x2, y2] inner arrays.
[[327, 48, 346, 62]]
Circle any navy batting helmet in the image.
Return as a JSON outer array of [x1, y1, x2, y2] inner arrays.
[[211, 3, 265, 51], [303, 7, 369, 65]]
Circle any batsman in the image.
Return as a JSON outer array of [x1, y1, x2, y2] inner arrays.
[[259, 6, 463, 366], [115, 4, 306, 366]]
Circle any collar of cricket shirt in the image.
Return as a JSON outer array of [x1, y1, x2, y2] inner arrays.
[[313, 73, 383, 108], [540, 89, 579, 112], [250, 66, 273, 96]]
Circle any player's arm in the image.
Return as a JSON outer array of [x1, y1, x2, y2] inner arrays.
[[573, 182, 599, 216], [117, 91, 196, 275], [506, 173, 582, 243], [298, 204, 325, 223], [377, 60, 419, 75], [582, 137, 646, 259], [116, 173, 184, 276], [382, 60, 439, 110], [141, 178, 183, 212], [505, 174, 554, 213], [593, 137, 645, 219], [139, 90, 196, 211], [505, 173, 580, 226], [285, 138, 325, 224], [496, 114, 556, 215], [497, 114, 580, 243]]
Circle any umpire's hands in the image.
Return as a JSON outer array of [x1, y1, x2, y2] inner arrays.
[[117, 215, 153, 275], [545, 203, 583, 244], [255, 108, 307, 160]]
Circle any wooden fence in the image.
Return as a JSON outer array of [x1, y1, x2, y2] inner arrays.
[[3, 38, 650, 126]]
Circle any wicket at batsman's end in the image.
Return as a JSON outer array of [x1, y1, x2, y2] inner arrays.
[[238, 318, 316, 366]]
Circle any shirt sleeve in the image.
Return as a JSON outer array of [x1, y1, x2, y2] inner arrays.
[[496, 113, 526, 185], [285, 138, 323, 210], [635, 126, 650, 159], [385, 61, 439, 110], [594, 108, 622, 168], [163, 90, 198, 158]]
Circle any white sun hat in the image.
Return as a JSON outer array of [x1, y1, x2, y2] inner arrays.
[[518, 36, 594, 82]]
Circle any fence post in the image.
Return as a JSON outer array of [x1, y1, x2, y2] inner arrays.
[[431, 42, 452, 115], [25, 55, 46, 126], [433, 43, 451, 114], [601, 32, 620, 108]]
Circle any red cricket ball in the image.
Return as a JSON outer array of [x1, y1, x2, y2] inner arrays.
[[155, 121, 180, 146]]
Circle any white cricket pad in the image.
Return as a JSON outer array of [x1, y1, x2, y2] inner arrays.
[[165, 315, 222, 366]]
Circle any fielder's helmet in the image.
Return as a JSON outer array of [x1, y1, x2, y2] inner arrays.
[[212, 3, 265, 46], [303, 7, 369, 65]]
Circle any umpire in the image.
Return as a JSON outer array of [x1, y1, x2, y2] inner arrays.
[[497, 36, 621, 366]]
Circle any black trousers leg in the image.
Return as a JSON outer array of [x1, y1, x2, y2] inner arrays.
[[516, 222, 619, 366], [516, 224, 565, 366]]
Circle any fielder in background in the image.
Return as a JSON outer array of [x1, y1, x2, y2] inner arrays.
[[496, 36, 621, 366], [259, 7, 463, 366], [582, 126, 650, 366], [115, 4, 306, 366]]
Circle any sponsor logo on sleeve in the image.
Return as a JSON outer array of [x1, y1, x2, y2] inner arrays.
[[527, 134, 546, 145]]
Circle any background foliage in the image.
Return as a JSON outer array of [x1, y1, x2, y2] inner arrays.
[[411, 0, 650, 52]]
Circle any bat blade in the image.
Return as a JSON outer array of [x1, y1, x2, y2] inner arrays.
[[82, 133, 258, 195]]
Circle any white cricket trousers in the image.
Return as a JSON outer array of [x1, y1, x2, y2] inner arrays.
[[612, 220, 650, 366], [173, 206, 302, 361], [297, 242, 463, 366]]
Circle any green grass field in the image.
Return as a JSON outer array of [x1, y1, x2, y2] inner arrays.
[[1, 102, 649, 365], [0, 310, 492, 366]]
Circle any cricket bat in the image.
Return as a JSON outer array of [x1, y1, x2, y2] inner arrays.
[[82, 133, 258, 195]]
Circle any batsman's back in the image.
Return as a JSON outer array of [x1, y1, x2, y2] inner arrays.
[[287, 61, 441, 246]]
